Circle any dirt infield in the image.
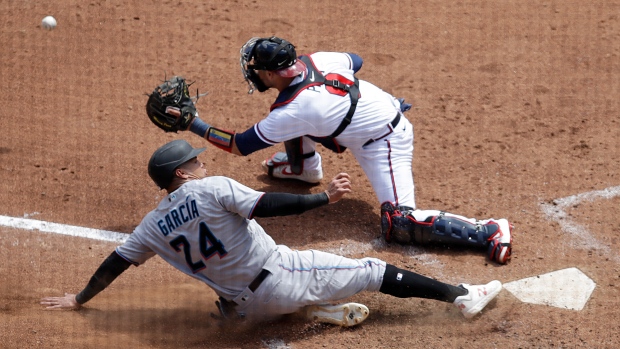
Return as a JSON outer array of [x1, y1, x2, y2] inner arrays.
[[1, 0, 619, 348]]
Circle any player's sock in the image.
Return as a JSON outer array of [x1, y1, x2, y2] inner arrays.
[[379, 264, 467, 302]]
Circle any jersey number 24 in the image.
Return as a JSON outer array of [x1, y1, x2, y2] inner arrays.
[[169, 222, 228, 273]]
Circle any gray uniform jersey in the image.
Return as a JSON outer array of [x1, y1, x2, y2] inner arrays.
[[116, 176, 276, 300]]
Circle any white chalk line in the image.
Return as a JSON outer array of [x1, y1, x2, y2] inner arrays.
[[540, 185, 620, 259], [0, 215, 437, 263], [5, 184, 618, 262], [0, 215, 128, 244]]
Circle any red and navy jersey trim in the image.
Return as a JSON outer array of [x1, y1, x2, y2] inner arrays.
[[270, 55, 324, 111]]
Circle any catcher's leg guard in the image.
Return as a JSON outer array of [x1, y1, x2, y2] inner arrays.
[[380, 202, 512, 263], [381, 202, 419, 244]]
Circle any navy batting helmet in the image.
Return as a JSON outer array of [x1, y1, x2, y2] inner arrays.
[[148, 140, 206, 189]]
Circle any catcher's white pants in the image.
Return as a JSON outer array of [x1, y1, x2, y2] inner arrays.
[[232, 245, 386, 321], [352, 115, 415, 208], [301, 114, 416, 209]]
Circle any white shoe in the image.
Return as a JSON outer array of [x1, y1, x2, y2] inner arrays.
[[261, 152, 323, 184], [305, 302, 370, 327], [454, 280, 502, 319], [485, 219, 513, 264]]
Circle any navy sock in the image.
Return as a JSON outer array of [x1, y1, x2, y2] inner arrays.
[[379, 264, 467, 302]]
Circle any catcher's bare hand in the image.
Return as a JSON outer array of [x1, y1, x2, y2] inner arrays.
[[40, 293, 81, 310], [325, 173, 352, 204]]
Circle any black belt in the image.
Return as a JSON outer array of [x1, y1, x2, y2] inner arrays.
[[248, 269, 270, 292], [363, 113, 401, 147]]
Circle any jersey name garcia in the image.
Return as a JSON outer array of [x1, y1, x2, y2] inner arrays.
[[157, 197, 200, 236]]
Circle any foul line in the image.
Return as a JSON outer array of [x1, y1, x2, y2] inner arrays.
[[0, 215, 128, 244], [540, 185, 620, 255], [3, 185, 618, 256], [0, 214, 439, 265]]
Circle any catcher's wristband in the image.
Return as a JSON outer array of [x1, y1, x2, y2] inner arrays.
[[206, 127, 235, 153], [189, 117, 211, 137]]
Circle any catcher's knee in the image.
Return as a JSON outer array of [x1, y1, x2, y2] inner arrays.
[[381, 202, 421, 244]]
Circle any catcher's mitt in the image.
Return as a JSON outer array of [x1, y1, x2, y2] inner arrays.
[[146, 76, 197, 133]]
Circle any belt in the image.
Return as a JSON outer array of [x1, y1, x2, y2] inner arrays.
[[363, 113, 401, 147], [248, 269, 270, 292]]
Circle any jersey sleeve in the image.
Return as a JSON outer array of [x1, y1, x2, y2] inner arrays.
[[115, 225, 157, 266], [234, 125, 273, 155], [310, 51, 356, 72], [255, 108, 320, 144], [210, 176, 264, 219], [346, 53, 363, 72]]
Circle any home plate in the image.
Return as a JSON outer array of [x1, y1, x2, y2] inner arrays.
[[503, 267, 596, 310]]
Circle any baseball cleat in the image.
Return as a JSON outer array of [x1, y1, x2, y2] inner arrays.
[[453, 280, 502, 319], [305, 302, 370, 327], [486, 219, 513, 264], [261, 152, 323, 184]]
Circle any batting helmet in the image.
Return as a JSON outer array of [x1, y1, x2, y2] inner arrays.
[[148, 140, 206, 189]]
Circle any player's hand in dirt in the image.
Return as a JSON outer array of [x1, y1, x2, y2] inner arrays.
[[40, 293, 82, 310], [325, 173, 352, 204]]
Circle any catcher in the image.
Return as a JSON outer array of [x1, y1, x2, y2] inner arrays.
[[144, 36, 512, 264]]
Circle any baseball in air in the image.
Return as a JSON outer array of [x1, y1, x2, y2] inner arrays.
[[41, 16, 57, 30]]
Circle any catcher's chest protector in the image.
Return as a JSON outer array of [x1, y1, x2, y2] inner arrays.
[[270, 56, 326, 110], [270, 56, 360, 139]]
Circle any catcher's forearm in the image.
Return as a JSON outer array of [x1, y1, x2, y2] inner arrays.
[[189, 117, 211, 136], [75, 251, 131, 304], [190, 118, 243, 155]]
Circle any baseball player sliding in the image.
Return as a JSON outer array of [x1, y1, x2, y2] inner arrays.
[[145, 36, 512, 264], [41, 140, 502, 326]]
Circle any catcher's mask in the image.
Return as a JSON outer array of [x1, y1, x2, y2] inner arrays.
[[239, 36, 307, 94], [148, 140, 206, 190]]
